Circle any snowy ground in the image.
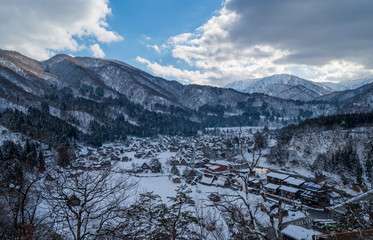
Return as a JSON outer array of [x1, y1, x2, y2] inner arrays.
[[109, 148, 307, 230]]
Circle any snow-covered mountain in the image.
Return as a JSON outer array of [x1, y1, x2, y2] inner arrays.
[[318, 81, 373, 112], [224, 74, 334, 101], [1, 49, 372, 146], [320, 78, 373, 91]]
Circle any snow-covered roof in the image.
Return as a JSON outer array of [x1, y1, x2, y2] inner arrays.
[[200, 176, 214, 185], [214, 177, 227, 186], [284, 177, 305, 186], [252, 179, 260, 184], [301, 182, 323, 191], [280, 185, 300, 194], [267, 172, 289, 180], [265, 183, 280, 190], [206, 165, 220, 170], [281, 225, 321, 240]]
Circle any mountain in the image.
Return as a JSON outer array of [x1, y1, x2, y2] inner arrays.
[[224, 74, 334, 101], [317, 82, 373, 112], [320, 78, 373, 92], [1, 49, 371, 147], [318, 81, 348, 91]]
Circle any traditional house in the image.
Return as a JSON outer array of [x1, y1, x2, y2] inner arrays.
[[279, 185, 301, 200], [264, 183, 281, 195], [248, 177, 262, 190], [184, 169, 197, 180], [169, 147, 179, 152], [300, 182, 330, 207], [214, 176, 230, 188], [200, 175, 215, 186], [144, 150, 156, 158], [281, 225, 321, 240], [180, 158, 189, 166], [67, 194, 81, 207], [141, 163, 151, 171], [284, 177, 305, 188], [206, 163, 228, 173], [172, 177, 181, 183], [266, 172, 289, 185]]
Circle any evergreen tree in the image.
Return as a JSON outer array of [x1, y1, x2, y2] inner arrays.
[[57, 145, 73, 167], [171, 165, 180, 176], [38, 150, 45, 173]]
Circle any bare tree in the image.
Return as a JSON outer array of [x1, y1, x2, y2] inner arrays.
[[0, 172, 46, 240], [167, 184, 198, 240], [193, 200, 226, 240], [339, 200, 373, 230], [43, 166, 137, 240], [211, 128, 284, 240]]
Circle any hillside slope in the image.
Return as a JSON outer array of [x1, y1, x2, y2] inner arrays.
[[224, 74, 333, 101]]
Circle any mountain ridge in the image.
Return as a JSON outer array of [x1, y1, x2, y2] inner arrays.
[[224, 74, 334, 101], [0, 49, 372, 146]]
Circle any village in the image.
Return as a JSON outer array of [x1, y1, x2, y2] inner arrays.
[[70, 127, 367, 240]]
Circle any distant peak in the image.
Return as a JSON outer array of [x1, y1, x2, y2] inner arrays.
[[47, 54, 73, 61]]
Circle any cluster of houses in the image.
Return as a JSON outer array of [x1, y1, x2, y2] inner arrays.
[[73, 136, 182, 170], [253, 171, 333, 207], [72, 133, 335, 209]]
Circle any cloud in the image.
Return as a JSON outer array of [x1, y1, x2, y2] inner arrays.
[[306, 60, 373, 82], [225, 0, 373, 67], [136, 56, 218, 85], [146, 44, 161, 54], [142, 34, 151, 40], [90, 44, 105, 58], [137, 0, 373, 85], [0, 0, 122, 60]]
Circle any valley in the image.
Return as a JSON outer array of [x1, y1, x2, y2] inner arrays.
[[0, 49, 372, 239]]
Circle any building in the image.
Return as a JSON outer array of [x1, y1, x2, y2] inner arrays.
[[300, 182, 330, 207], [266, 172, 290, 185], [214, 176, 230, 188], [279, 185, 301, 200], [248, 177, 262, 190], [67, 194, 81, 207], [265, 183, 281, 195], [284, 177, 305, 188], [141, 163, 151, 171], [281, 225, 322, 240], [200, 175, 215, 186], [206, 163, 228, 173]]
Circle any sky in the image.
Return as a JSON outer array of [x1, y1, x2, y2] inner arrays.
[[1, 0, 373, 86]]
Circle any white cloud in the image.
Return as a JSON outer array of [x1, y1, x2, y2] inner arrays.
[[90, 44, 105, 58], [308, 60, 373, 82], [137, 0, 373, 86], [142, 34, 151, 40], [0, 0, 122, 60], [146, 44, 161, 54], [137, 4, 292, 85], [136, 57, 218, 85]]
